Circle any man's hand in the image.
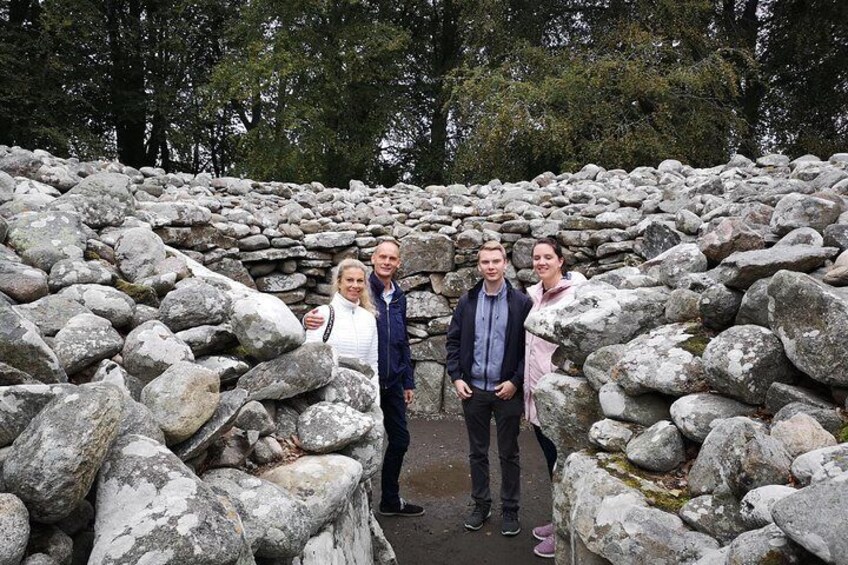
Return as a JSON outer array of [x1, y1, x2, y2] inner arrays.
[[404, 389, 414, 405], [454, 379, 472, 400], [303, 309, 324, 330], [494, 380, 517, 400]]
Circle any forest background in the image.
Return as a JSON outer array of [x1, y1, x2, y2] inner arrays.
[[1, 0, 846, 186]]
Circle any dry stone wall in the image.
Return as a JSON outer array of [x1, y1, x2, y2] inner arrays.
[[4, 144, 848, 564]]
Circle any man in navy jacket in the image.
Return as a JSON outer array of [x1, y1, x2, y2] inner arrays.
[[305, 239, 423, 517], [447, 240, 532, 537]]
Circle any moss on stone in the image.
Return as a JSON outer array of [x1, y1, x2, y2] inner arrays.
[[84, 250, 101, 261], [679, 323, 713, 358], [598, 453, 691, 514], [115, 279, 159, 307], [838, 423, 848, 443]]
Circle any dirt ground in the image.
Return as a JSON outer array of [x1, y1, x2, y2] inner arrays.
[[373, 414, 553, 565]]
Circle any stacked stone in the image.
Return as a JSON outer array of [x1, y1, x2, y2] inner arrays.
[[526, 153, 848, 563], [0, 149, 393, 564]]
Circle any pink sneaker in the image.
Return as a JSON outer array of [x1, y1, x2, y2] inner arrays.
[[532, 522, 554, 541], [533, 535, 555, 559]]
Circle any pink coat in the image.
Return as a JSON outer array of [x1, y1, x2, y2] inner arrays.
[[524, 273, 586, 426]]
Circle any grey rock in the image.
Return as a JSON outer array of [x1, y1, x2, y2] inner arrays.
[[6, 211, 87, 271], [823, 223, 848, 252], [641, 222, 682, 259], [768, 271, 848, 387], [237, 342, 335, 401], [676, 209, 703, 235], [735, 278, 771, 327], [91, 434, 251, 565], [665, 288, 701, 323], [303, 230, 356, 249], [641, 243, 708, 288], [582, 344, 626, 390], [261, 454, 363, 536], [140, 361, 220, 444], [790, 444, 848, 486], [25, 525, 71, 565], [598, 382, 669, 426], [535, 374, 603, 456], [52, 172, 134, 228], [679, 492, 749, 545], [113, 394, 166, 444], [703, 325, 795, 404], [739, 485, 796, 528], [765, 382, 835, 415], [195, 355, 250, 384], [233, 400, 275, 435], [772, 472, 848, 564], [4, 386, 122, 522], [775, 226, 824, 247], [525, 284, 669, 365], [726, 524, 815, 565], [203, 468, 310, 559], [339, 404, 385, 479], [717, 245, 838, 289], [114, 227, 166, 282], [0, 384, 71, 447], [625, 420, 685, 472], [588, 418, 638, 452], [770, 192, 842, 235], [171, 388, 247, 461], [273, 404, 300, 439], [439, 267, 480, 298], [91, 360, 143, 400], [689, 417, 766, 495], [122, 320, 194, 383], [176, 324, 238, 357], [53, 313, 123, 375], [397, 233, 454, 277], [57, 283, 135, 329], [255, 272, 307, 293], [158, 280, 230, 331], [405, 291, 451, 319], [698, 283, 743, 330], [296, 401, 373, 453], [0, 305, 66, 383], [670, 393, 758, 443], [229, 293, 304, 361], [0, 493, 29, 565], [47, 259, 112, 291], [731, 431, 793, 498], [312, 367, 377, 413], [408, 362, 443, 414], [0, 260, 48, 302], [409, 335, 446, 362], [611, 322, 709, 396]]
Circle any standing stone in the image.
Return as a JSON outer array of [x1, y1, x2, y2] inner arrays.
[[0, 305, 66, 383], [91, 434, 251, 565], [4, 386, 122, 523]]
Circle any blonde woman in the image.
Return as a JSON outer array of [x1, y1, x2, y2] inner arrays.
[[305, 258, 379, 392]]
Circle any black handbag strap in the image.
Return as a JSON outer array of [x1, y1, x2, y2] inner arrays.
[[322, 305, 335, 343]]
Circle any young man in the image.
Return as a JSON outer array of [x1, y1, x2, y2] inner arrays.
[[446, 240, 532, 536], [304, 239, 424, 517]]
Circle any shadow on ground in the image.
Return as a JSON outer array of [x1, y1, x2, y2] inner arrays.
[[373, 415, 552, 565]]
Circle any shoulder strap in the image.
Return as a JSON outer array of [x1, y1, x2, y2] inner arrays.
[[322, 305, 335, 343]]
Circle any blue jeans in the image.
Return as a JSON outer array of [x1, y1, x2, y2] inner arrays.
[[380, 381, 410, 508]]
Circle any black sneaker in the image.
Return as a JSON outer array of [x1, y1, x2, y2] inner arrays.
[[378, 498, 425, 517], [501, 510, 521, 536], [464, 504, 492, 531]]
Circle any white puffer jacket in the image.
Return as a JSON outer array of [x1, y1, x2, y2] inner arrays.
[[304, 293, 379, 393]]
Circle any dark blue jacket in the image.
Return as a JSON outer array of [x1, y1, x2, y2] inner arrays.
[[446, 279, 532, 390], [370, 272, 415, 390]]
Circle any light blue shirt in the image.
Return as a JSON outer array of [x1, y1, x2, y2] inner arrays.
[[470, 282, 508, 391]]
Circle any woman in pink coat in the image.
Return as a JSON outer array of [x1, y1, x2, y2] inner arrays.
[[524, 237, 586, 559]]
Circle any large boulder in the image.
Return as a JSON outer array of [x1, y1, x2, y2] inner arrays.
[[0, 305, 66, 383], [13, 294, 91, 337], [525, 284, 669, 365], [237, 342, 335, 401], [158, 280, 231, 332], [52, 313, 123, 375], [716, 245, 838, 289], [688, 417, 766, 495], [296, 402, 373, 453], [3, 385, 122, 523], [5, 211, 87, 271], [0, 384, 71, 447], [57, 284, 136, 329], [534, 374, 603, 456], [90, 434, 251, 564], [229, 293, 304, 361], [122, 320, 194, 383], [51, 172, 134, 228], [669, 393, 757, 443], [769, 270, 848, 387], [114, 227, 167, 282], [396, 233, 454, 277], [770, 192, 843, 235]]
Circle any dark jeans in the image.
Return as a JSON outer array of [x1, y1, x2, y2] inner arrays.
[[380, 381, 410, 508], [533, 424, 557, 479], [461, 386, 522, 512]]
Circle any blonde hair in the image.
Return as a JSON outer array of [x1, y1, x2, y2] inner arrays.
[[332, 258, 376, 315], [477, 239, 508, 262]]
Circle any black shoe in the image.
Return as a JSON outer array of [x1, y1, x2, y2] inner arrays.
[[378, 498, 425, 517], [501, 510, 521, 536], [464, 504, 492, 531]]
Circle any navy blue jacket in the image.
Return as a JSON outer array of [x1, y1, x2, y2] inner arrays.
[[445, 279, 532, 390], [370, 272, 415, 390]]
